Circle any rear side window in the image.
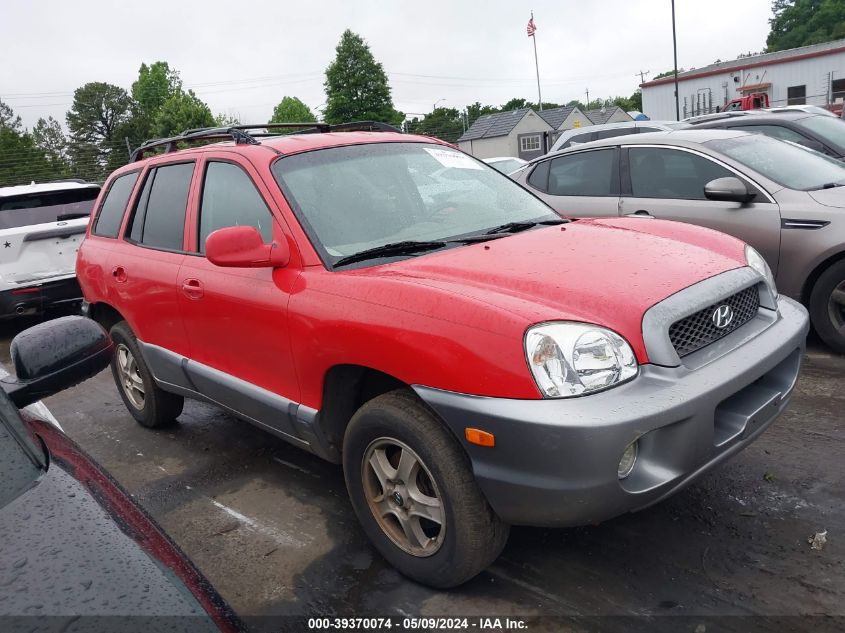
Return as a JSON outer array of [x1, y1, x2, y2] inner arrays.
[[547, 149, 616, 196], [127, 163, 194, 251], [93, 173, 139, 237], [198, 162, 273, 252]]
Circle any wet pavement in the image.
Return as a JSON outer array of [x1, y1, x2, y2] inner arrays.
[[2, 315, 843, 631]]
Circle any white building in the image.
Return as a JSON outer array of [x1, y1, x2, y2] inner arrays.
[[641, 38, 845, 120]]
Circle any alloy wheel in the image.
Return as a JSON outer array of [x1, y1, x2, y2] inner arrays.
[[829, 280, 845, 336], [116, 343, 145, 410], [361, 437, 446, 557]]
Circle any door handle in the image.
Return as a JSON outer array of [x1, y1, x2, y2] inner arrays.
[[181, 278, 204, 300], [111, 266, 128, 282], [626, 210, 654, 217]]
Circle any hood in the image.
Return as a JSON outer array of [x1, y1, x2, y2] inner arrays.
[[808, 186, 845, 208], [369, 218, 747, 359]]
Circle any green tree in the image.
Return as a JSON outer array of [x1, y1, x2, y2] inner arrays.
[[465, 102, 499, 127], [0, 100, 56, 186], [407, 107, 464, 143], [32, 116, 69, 175], [270, 96, 317, 123], [324, 30, 403, 125], [215, 112, 240, 126], [132, 61, 183, 119], [153, 89, 216, 137], [767, 0, 845, 51], [66, 82, 134, 180]]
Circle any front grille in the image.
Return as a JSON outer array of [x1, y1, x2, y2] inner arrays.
[[669, 286, 760, 357]]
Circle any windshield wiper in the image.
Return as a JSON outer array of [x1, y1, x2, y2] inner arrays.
[[484, 218, 567, 235], [333, 240, 448, 267], [818, 181, 845, 190]]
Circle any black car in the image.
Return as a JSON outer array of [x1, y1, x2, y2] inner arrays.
[[690, 111, 845, 160], [0, 316, 242, 632]]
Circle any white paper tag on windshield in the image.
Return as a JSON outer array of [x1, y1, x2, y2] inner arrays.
[[424, 147, 483, 170]]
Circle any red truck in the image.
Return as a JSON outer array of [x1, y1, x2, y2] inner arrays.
[[720, 92, 770, 112], [76, 123, 809, 587]]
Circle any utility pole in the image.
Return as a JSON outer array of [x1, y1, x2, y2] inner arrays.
[[585, 88, 590, 108], [636, 70, 650, 84], [529, 11, 543, 110], [671, 0, 681, 121]]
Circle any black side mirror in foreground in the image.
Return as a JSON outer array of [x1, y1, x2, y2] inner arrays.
[[1, 316, 113, 408], [704, 176, 757, 204]]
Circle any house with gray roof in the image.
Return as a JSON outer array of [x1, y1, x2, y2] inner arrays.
[[456, 108, 553, 160], [584, 106, 633, 126], [536, 105, 593, 145]]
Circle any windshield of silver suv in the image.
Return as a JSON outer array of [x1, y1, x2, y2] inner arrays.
[[272, 142, 559, 266], [706, 134, 845, 191], [798, 114, 845, 155]]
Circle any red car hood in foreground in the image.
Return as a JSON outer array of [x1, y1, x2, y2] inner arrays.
[[368, 218, 748, 362]]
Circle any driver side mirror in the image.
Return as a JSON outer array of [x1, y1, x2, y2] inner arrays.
[[1, 316, 113, 408], [704, 177, 757, 204], [205, 226, 290, 268]]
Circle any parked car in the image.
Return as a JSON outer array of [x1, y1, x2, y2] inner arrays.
[[0, 316, 241, 631], [513, 129, 845, 352], [0, 180, 100, 319], [482, 156, 527, 174], [690, 111, 845, 160], [77, 123, 808, 588], [766, 104, 838, 118], [549, 120, 691, 153]]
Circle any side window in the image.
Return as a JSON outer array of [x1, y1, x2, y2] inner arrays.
[[93, 171, 139, 238], [637, 127, 663, 133], [527, 160, 550, 191], [127, 162, 194, 251], [198, 162, 274, 252], [547, 149, 616, 197], [629, 148, 733, 200], [731, 124, 811, 145]]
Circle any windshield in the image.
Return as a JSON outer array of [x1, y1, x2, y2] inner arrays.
[[706, 134, 845, 190], [272, 143, 558, 266], [0, 187, 99, 230], [798, 115, 845, 154], [0, 383, 44, 509]]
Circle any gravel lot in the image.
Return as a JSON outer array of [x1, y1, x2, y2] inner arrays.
[[2, 315, 843, 632]]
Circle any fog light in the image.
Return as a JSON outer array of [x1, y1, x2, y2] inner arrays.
[[618, 441, 638, 479]]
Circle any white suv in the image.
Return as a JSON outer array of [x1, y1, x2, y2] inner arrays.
[[0, 180, 100, 318]]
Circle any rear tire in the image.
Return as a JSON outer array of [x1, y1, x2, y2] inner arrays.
[[343, 390, 509, 588], [809, 260, 845, 355], [109, 321, 183, 428]]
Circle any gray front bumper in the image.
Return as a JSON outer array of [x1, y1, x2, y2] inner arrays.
[[413, 296, 809, 527]]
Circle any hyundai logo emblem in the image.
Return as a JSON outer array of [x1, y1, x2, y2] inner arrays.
[[712, 305, 734, 329]]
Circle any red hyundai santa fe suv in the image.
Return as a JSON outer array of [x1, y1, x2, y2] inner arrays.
[[76, 123, 809, 587]]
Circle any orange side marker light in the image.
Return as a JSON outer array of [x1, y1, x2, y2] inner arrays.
[[465, 428, 495, 447]]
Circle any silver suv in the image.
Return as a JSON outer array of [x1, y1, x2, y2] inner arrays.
[[549, 120, 690, 152], [513, 129, 845, 353]]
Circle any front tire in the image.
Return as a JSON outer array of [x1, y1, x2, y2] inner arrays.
[[109, 321, 183, 428], [809, 259, 845, 354], [343, 390, 509, 588]]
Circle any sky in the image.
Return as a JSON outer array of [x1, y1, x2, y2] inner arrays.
[[2, 0, 775, 130]]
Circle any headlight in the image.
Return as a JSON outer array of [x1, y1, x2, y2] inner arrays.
[[745, 245, 777, 299], [525, 322, 638, 398]]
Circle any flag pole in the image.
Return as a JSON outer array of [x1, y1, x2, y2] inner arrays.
[[531, 11, 543, 111]]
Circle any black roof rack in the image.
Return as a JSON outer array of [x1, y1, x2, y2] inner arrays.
[[129, 121, 402, 162]]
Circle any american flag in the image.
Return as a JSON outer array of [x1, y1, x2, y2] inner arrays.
[[527, 16, 537, 37]]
